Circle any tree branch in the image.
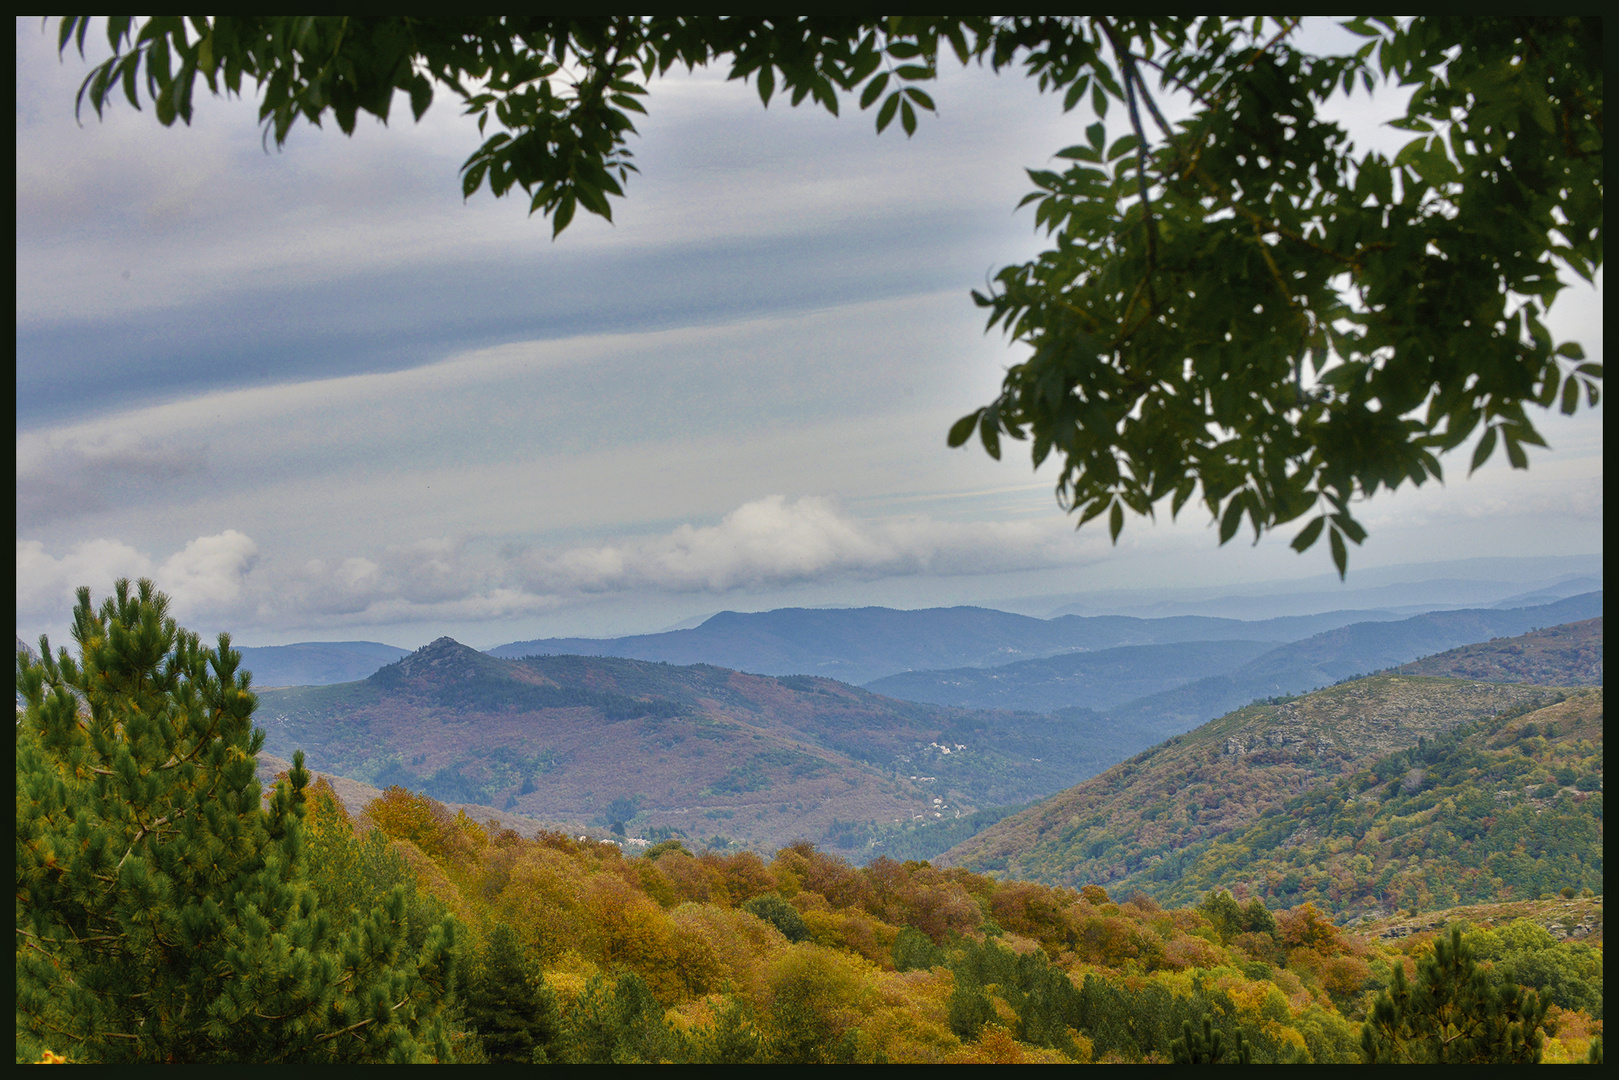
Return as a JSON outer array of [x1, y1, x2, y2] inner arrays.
[[1098, 20, 1159, 312], [311, 997, 411, 1043]]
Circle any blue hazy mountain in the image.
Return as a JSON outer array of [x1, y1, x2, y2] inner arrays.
[[485, 605, 1409, 686], [235, 641, 410, 687], [1093, 592, 1604, 748], [863, 639, 1283, 713]]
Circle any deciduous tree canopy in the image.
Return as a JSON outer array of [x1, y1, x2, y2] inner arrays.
[[56, 16, 1602, 573]]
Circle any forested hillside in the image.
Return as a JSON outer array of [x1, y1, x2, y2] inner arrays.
[[1396, 618, 1602, 685], [940, 677, 1564, 887], [1087, 690, 1603, 917], [942, 619, 1603, 929], [18, 588, 1603, 1064]]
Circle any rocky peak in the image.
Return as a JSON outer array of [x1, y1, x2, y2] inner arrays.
[[379, 636, 491, 683]]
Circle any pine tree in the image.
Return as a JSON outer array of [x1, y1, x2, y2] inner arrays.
[[1361, 926, 1547, 1064], [1199, 890, 1243, 944], [1171, 1016, 1252, 1064], [462, 923, 560, 1063], [688, 995, 766, 1065], [15, 579, 458, 1063], [742, 893, 810, 942], [946, 972, 997, 1042], [560, 971, 682, 1063]]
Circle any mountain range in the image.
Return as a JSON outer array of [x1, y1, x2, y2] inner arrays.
[[250, 596, 1601, 860], [1074, 592, 1602, 748], [483, 605, 1413, 685]]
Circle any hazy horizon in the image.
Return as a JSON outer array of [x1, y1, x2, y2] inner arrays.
[[151, 553, 1603, 654]]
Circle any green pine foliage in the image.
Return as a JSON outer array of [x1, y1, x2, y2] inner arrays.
[[1171, 1015, 1253, 1064], [15, 580, 458, 1064], [1361, 925, 1548, 1063], [743, 893, 810, 943], [560, 971, 682, 1064], [461, 923, 561, 1062], [893, 925, 947, 971], [685, 995, 767, 1064]]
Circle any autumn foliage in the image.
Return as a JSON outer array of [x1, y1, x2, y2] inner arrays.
[[284, 782, 1601, 1063]]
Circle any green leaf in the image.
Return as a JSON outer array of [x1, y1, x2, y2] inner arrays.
[[904, 86, 936, 111], [979, 410, 1001, 459], [900, 99, 917, 136], [756, 64, 774, 106], [1086, 121, 1105, 151], [551, 192, 576, 237], [1468, 426, 1497, 475], [1554, 378, 1580, 417], [1219, 496, 1244, 545], [875, 91, 900, 133], [1555, 342, 1586, 360], [859, 72, 888, 110], [947, 411, 980, 448], [1170, 478, 1196, 519], [1503, 434, 1528, 470], [1329, 528, 1348, 579], [1062, 74, 1090, 113], [1331, 513, 1367, 545], [1109, 501, 1124, 543], [1290, 514, 1326, 553], [1106, 134, 1140, 161]]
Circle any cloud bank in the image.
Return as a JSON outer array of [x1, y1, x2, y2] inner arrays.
[[16, 497, 1096, 638]]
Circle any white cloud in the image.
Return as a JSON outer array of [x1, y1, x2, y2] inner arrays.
[[16, 538, 155, 630], [16, 530, 257, 635], [519, 495, 1085, 593], [159, 530, 259, 611], [16, 498, 1098, 639]]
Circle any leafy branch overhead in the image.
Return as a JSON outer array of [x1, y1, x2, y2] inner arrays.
[[58, 16, 1603, 576]]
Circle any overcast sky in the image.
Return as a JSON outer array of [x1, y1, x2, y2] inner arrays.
[[15, 18, 1603, 650]]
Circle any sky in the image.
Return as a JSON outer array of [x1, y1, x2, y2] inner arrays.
[[15, 18, 1603, 651]]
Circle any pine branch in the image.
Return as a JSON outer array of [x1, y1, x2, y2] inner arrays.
[[311, 997, 411, 1043]]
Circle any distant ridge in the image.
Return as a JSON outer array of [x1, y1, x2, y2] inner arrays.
[[863, 638, 1282, 713], [234, 640, 411, 687], [1094, 592, 1603, 747], [485, 605, 1413, 685]]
